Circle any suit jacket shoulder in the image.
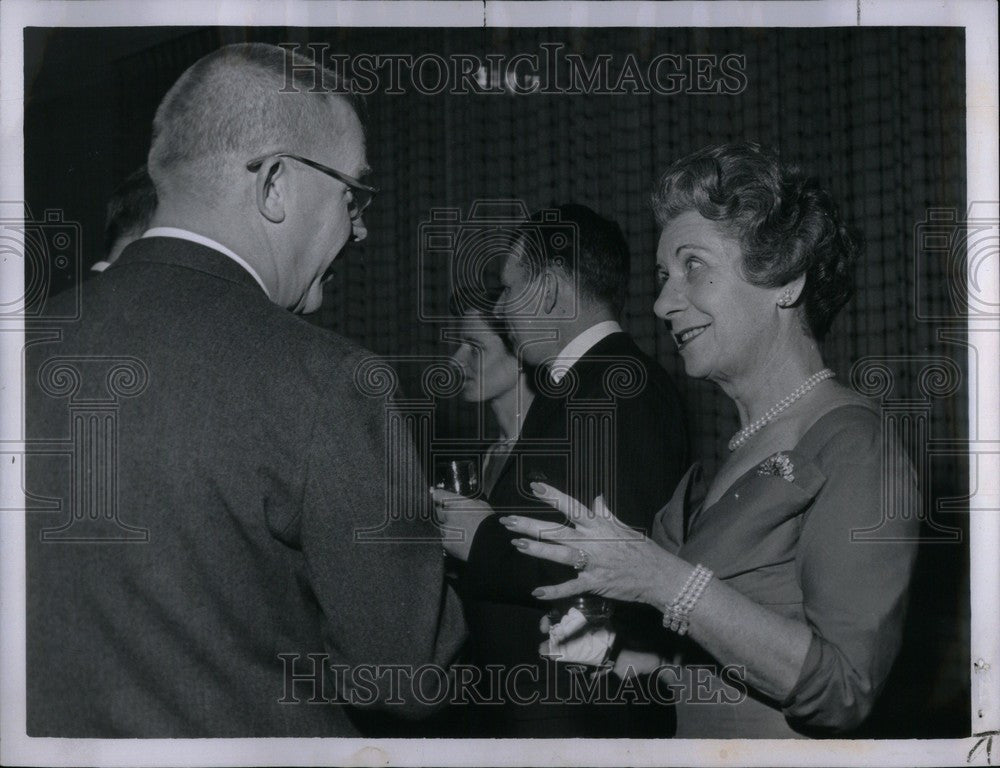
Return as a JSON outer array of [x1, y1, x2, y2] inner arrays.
[[465, 330, 688, 608], [25, 236, 465, 737]]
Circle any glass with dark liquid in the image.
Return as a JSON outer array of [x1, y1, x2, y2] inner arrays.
[[433, 458, 480, 496]]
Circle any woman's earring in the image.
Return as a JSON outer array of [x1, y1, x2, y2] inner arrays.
[[777, 287, 795, 307]]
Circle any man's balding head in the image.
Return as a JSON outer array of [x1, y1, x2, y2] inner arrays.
[[145, 43, 370, 314], [148, 43, 358, 202]]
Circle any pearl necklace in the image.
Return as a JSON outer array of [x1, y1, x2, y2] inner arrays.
[[728, 368, 835, 451]]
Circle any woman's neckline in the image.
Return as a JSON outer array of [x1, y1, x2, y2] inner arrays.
[[696, 399, 877, 514]]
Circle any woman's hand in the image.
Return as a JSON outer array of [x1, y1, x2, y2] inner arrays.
[[506, 485, 821, 710], [431, 488, 494, 561], [499, 482, 688, 605]]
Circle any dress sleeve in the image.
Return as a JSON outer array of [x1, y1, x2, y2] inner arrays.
[[781, 409, 920, 732]]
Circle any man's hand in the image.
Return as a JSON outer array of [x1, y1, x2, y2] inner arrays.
[[538, 611, 616, 668], [431, 488, 495, 561], [611, 648, 665, 679]]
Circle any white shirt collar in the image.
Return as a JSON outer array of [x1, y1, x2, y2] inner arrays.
[[548, 320, 622, 383], [90, 260, 111, 273], [141, 227, 270, 299]]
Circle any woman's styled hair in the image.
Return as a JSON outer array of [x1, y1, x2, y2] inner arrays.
[[651, 142, 862, 340]]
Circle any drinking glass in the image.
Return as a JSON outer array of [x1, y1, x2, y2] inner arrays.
[[434, 458, 480, 496], [548, 595, 614, 626]]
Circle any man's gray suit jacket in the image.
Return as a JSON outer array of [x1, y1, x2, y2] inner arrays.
[[25, 237, 465, 737]]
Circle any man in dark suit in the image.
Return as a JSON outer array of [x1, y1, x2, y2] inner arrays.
[[25, 43, 464, 737], [435, 204, 687, 736], [91, 165, 158, 274]]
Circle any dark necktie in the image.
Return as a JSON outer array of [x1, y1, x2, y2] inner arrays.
[[482, 438, 515, 497]]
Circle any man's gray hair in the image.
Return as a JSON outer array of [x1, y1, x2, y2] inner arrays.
[[148, 43, 354, 198]]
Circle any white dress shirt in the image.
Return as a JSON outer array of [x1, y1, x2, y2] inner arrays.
[[548, 320, 622, 383], [142, 227, 271, 299]]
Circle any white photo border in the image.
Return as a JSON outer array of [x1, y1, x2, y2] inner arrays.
[[1, 1, 996, 766]]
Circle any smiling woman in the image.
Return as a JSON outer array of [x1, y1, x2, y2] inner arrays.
[[501, 142, 921, 738], [653, 209, 784, 383]]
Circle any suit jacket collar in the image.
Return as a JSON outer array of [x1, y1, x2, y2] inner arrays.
[[548, 320, 622, 382], [142, 227, 271, 297], [566, 330, 638, 369], [112, 236, 270, 299], [488, 331, 643, 497], [522, 331, 640, 427]]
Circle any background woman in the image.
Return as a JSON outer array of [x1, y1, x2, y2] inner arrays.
[[502, 142, 920, 738], [448, 285, 534, 496]]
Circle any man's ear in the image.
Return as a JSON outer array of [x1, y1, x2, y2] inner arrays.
[[254, 158, 287, 224], [541, 269, 559, 315]]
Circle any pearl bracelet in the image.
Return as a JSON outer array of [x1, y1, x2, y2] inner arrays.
[[663, 563, 713, 636]]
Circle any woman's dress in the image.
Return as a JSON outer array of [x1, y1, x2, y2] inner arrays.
[[651, 404, 920, 737]]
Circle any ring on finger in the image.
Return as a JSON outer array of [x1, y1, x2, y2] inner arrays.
[[572, 548, 589, 571]]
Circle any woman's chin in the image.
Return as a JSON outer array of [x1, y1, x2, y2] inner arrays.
[[460, 386, 484, 403], [678, 355, 711, 380]]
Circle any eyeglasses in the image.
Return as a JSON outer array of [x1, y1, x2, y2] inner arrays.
[[246, 153, 378, 219]]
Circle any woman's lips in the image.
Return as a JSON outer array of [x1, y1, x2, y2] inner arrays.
[[673, 324, 709, 349]]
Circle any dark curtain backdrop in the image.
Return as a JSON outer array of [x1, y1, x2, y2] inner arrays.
[[24, 25, 969, 737]]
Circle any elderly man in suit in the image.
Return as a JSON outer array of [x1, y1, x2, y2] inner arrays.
[[435, 204, 688, 736], [26, 43, 464, 737]]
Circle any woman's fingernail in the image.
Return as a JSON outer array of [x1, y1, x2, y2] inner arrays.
[[530, 482, 546, 496], [531, 588, 546, 598], [511, 538, 529, 550], [499, 516, 517, 527]]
